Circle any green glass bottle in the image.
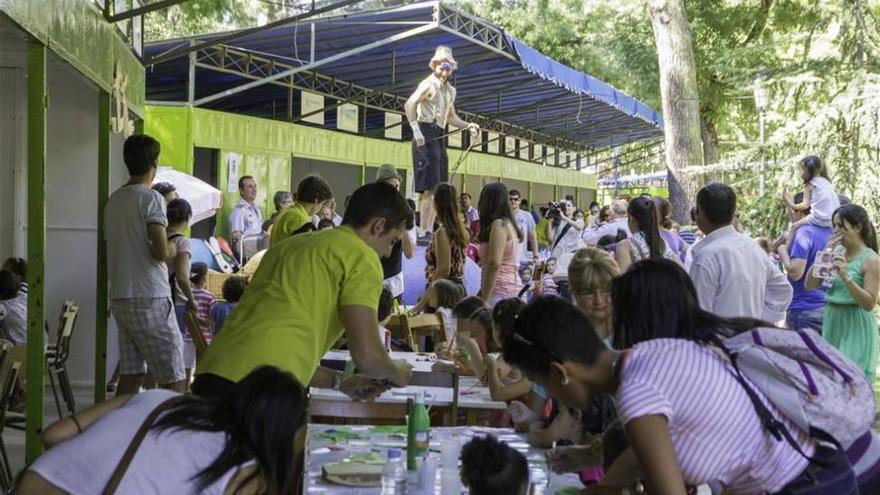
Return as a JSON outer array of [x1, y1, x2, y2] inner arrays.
[[406, 391, 430, 471]]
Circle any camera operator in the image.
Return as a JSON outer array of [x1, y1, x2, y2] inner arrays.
[[548, 199, 586, 259]]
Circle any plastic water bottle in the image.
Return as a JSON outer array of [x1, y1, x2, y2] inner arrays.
[[381, 449, 408, 495]]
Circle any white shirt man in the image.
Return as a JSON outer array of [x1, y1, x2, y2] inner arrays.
[[689, 183, 792, 321], [509, 190, 538, 264], [229, 175, 264, 240], [583, 199, 631, 245]]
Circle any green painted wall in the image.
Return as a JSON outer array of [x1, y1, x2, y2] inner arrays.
[[1, 0, 145, 115], [145, 105, 597, 237]]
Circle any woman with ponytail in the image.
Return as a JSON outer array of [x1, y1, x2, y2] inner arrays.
[[614, 195, 679, 271], [19, 366, 306, 494]]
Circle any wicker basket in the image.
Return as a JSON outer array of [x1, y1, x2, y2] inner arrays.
[[207, 271, 248, 300]]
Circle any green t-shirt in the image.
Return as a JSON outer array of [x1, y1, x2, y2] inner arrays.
[[269, 202, 311, 245], [196, 226, 383, 384]]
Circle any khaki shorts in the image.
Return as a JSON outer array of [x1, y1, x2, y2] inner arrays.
[[110, 297, 185, 385]]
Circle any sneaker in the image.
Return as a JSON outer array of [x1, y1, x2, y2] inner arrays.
[[417, 232, 433, 246]]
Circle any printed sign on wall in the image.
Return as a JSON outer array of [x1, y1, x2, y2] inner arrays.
[[487, 132, 499, 154], [505, 136, 516, 157], [385, 113, 402, 140], [301, 91, 325, 125], [448, 128, 462, 148], [227, 153, 241, 193], [337, 103, 359, 133]]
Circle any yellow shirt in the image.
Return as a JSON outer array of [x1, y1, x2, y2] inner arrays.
[[269, 202, 311, 245], [196, 226, 383, 384]]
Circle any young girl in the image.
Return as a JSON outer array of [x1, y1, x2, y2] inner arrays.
[[538, 257, 558, 296], [485, 298, 530, 403], [785, 155, 840, 232], [460, 435, 529, 495], [185, 263, 215, 381]]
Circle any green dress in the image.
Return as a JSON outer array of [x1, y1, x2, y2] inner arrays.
[[823, 247, 879, 383]]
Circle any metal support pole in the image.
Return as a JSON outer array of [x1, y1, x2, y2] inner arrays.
[[310, 23, 316, 63], [25, 40, 47, 464], [187, 41, 196, 104], [759, 110, 766, 196], [95, 90, 111, 403]]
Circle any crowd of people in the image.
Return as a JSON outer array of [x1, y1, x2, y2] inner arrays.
[[10, 43, 880, 495]]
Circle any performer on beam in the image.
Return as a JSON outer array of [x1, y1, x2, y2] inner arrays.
[[406, 45, 480, 244]]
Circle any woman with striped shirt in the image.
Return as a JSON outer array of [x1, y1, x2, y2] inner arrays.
[[503, 293, 859, 495]]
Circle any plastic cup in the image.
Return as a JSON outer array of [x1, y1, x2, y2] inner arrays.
[[441, 437, 460, 470]]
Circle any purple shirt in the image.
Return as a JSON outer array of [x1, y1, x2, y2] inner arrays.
[[660, 229, 687, 262], [787, 224, 833, 311], [617, 339, 813, 493]]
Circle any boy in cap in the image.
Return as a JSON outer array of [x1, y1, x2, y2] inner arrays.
[[405, 45, 480, 245]]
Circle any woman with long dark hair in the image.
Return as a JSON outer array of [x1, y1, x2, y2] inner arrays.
[[426, 182, 470, 288], [477, 183, 524, 304], [652, 196, 688, 262], [502, 290, 859, 495], [806, 204, 880, 382], [19, 366, 307, 494], [614, 195, 678, 271]]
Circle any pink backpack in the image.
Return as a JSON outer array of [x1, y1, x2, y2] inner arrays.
[[710, 327, 875, 450]]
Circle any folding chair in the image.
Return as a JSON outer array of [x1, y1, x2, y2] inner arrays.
[[398, 313, 447, 352], [46, 301, 79, 418], [184, 311, 209, 362], [0, 341, 19, 491]]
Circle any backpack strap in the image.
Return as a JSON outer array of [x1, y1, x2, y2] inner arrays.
[[102, 397, 178, 495], [551, 223, 573, 252], [704, 333, 837, 468]]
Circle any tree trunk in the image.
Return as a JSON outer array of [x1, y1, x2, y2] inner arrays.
[[648, 0, 704, 224], [701, 114, 720, 165]]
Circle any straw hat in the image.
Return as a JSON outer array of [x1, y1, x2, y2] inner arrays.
[[429, 45, 458, 70]]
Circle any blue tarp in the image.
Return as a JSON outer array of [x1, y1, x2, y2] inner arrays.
[[145, 1, 662, 151]]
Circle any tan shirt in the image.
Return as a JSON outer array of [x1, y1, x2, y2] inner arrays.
[[416, 74, 457, 128]]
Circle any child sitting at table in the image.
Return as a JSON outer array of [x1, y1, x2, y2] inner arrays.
[[434, 296, 493, 378], [485, 298, 530, 403], [460, 435, 529, 495], [211, 275, 248, 336]]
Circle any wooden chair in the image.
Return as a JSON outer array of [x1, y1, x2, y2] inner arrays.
[[184, 310, 209, 362], [0, 340, 19, 491], [46, 301, 79, 418], [397, 313, 447, 352]]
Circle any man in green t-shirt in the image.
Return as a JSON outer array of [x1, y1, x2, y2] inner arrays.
[[193, 182, 414, 400], [269, 174, 334, 245]]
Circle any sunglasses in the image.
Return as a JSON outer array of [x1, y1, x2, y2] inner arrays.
[[438, 62, 453, 71]]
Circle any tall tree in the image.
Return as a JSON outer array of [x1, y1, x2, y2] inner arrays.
[[648, 0, 704, 222]]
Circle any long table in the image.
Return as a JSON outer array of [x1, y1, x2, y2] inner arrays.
[[312, 351, 507, 423], [304, 423, 584, 494]]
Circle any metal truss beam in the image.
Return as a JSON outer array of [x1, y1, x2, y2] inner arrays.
[[434, 3, 515, 60], [146, 0, 363, 65], [192, 22, 437, 107]]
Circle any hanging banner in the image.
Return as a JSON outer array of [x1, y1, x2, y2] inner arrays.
[[487, 132, 499, 154], [385, 113, 402, 140], [227, 152, 241, 193], [337, 103, 359, 133], [301, 91, 325, 125], [546, 146, 555, 165], [448, 128, 462, 148], [505, 136, 516, 157]]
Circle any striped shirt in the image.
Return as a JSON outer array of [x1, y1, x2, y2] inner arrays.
[[616, 339, 813, 494], [191, 288, 215, 343]]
